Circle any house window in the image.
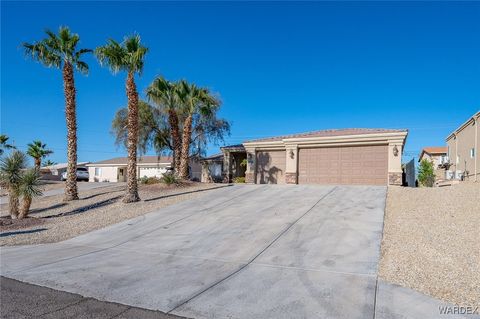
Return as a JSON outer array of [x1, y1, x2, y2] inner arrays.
[[95, 168, 102, 176], [471, 148, 475, 158]]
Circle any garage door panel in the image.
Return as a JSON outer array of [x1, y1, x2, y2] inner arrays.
[[256, 150, 286, 184], [298, 145, 388, 185]]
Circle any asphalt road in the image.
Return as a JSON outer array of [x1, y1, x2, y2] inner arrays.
[[0, 276, 185, 319]]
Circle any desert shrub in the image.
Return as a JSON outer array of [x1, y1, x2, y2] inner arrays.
[[418, 159, 435, 187], [233, 176, 245, 183], [161, 172, 179, 185], [139, 176, 161, 185]]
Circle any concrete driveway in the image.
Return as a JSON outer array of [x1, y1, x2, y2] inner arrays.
[[0, 185, 466, 319]]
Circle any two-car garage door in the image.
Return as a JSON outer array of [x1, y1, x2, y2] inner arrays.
[[298, 145, 388, 185], [255, 145, 388, 185]]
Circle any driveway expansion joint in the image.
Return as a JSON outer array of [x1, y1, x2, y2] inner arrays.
[[167, 186, 338, 314]]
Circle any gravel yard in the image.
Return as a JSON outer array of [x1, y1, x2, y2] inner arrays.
[[379, 183, 480, 306], [0, 182, 228, 246]]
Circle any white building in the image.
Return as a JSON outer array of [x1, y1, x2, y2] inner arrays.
[[86, 156, 172, 182]]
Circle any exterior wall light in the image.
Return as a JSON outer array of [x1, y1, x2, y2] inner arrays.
[[393, 145, 399, 157], [289, 150, 295, 159]]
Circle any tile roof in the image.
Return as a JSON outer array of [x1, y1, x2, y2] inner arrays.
[[244, 128, 407, 143], [421, 147, 448, 155], [89, 156, 172, 166]]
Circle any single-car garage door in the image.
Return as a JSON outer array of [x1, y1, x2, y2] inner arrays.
[[298, 145, 388, 185], [256, 150, 286, 184]]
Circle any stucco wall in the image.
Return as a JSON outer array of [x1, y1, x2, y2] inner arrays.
[[88, 166, 119, 183], [447, 117, 478, 180]]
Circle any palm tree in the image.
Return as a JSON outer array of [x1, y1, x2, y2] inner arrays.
[[23, 26, 91, 201], [43, 159, 57, 167], [0, 134, 16, 156], [146, 76, 182, 173], [27, 140, 53, 170], [95, 35, 148, 203], [18, 169, 43, 219], [0, 151, 27, 219], [177, 81, 219, 179]]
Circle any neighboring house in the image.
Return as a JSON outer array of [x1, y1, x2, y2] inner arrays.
[[446, 111, 480, 181], [418, 146, 448, 181], [86, 156, 172, 182], [40, 162, 90, 181], [216, 128, 408, 185]]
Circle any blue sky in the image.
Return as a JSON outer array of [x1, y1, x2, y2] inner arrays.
[[1, 1, 479, 165]]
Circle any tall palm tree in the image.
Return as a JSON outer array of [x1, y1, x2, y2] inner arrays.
[[95, 35, 148, 203], [0, 134, 16, 156], [177, 81, 220, 179], [27, 140, 53, 170], [23, 26, 91, 201], [146, 76, 182, 173], [0, 151, 27, 219]]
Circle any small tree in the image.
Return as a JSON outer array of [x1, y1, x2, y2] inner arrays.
[[418, 159, 435, 187], [0, 151, 27, 218], [18, 169, 43, 219], [27, 140, 53, 170]]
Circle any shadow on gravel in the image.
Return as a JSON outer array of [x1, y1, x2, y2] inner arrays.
[[30, 203, 67, 215], [45, 196, 122, 219], [81, 188, 125, 200], [0, 228, 47, 237], [143, 184, 231, 202]]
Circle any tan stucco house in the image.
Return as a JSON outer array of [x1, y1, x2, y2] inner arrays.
[[218, 128, 408, 186], [86, 156, 172, 182], [446, 111, 480, 181], [418, 147, 448, 181]]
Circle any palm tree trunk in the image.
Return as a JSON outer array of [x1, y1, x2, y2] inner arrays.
[[168, 109, 182, 173], [123, 71, 140, 203], [63, 62, 79, 201], [8, 189, 19, 219], [179, 114, 193, 179], [18, 197, 32, 219], [34, 158, 41, 171]]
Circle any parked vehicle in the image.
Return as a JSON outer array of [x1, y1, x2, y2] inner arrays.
[[61, 167, 89, 181]]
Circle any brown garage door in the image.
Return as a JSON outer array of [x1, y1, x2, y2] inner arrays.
[[256, 150, 286, 184], [298, 145, 388, 185]]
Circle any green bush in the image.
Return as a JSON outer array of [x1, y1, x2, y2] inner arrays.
[[418, 159, 435, 187], [233, 176, 245, 183], [161, 172, 179, 185]]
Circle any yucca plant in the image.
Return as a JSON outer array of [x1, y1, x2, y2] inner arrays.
[[17, 169, 43, 219], [0, 151, 27, 218], [95, 35, 148, 203], [23, 26, 92, 201]]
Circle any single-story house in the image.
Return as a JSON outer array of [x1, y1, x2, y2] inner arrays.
[[40, 162, 90, 181], [446, 111, 479, 181], [418, 147, 448, 181], [86, 156, 172, 182], [217, 128, 408, 185]]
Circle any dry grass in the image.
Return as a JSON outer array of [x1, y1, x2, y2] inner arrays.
[[379, 183, 480, 305], [0, 182, 227, 246]]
